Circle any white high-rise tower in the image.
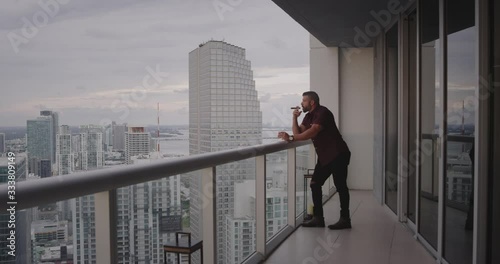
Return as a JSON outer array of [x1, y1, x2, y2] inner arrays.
[[189, 40, 262, 263], [125, 126, 151, 164]]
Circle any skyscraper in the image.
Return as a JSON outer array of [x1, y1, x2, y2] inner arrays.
[[71, 133, 81, 167], [76, 125, 104, 170], [125, 126, 150, 164], [0, 133, 5, 154], [71, 126, 104, 263], [56, 125, 73, 176], [27, 116, 53, 175], [115, 153, 182, 263], [40, 110, 59, 164], [56, 125, 74, 222], [113, 123, 127, 152], [189, 40, 262, 263], [39, 159, 52, 178], [72, 194, 96, 263]]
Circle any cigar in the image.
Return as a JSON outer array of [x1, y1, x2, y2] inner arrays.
[[290, 106, 300, 110]]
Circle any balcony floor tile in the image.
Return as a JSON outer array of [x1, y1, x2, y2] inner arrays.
[[264, 190, 436, 264]]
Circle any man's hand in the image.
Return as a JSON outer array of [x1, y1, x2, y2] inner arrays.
[[277, 131, 291, 142], [293, 109, 302, 119]]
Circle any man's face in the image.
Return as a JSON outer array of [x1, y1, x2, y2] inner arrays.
[[301, 96, 313, 112]]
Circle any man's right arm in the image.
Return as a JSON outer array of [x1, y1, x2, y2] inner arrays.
[[292, 117, 306, 134]]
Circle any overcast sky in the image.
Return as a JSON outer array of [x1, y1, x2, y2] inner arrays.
[[0, 0, 310, 127]]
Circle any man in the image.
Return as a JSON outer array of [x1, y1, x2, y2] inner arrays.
[[278, 91, 351, 229]]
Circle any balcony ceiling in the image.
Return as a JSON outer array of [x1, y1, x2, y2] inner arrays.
[[271, 0, 412, 47]]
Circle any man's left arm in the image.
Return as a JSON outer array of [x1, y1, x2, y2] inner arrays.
[[293, 124, 322, 141]]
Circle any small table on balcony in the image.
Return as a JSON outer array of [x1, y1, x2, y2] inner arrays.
[[163, 232, 203, 264]]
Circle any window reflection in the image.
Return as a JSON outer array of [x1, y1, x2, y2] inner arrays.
[[419, 0, 441, 249], [385, 23, 399, 213], [444, 0, 476, 263]]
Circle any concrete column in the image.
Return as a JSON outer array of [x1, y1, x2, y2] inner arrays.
[[95, 190, 117, 264], [310, 35, 375, 191], [339, 47, 375, 191], [310, 35, 340, 121]]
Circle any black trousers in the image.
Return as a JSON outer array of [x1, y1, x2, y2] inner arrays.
[[310, 151, 351, 218]]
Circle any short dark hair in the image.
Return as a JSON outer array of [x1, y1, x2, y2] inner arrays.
[[302, 91, 320, 105]]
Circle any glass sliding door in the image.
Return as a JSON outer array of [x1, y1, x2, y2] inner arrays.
[[491, 1, 500, 262], [407, 10, 418, 224], [385, 23, 399, 213], [443, 0, 477, 263], [418, 0, 441, 250]]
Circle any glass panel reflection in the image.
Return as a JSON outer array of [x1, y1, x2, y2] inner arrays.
[[266, 150, 288, 241], [419, 0, 441, 249], [385, 23, 399, 213], [444, 0, 476, 262], [296, 145, 310, 219], [116, 175, 184, 263], [216, 158, 257, 264], [407, 11, 418, 224]]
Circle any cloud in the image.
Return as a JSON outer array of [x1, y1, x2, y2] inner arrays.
[[173, 88, 189, 94], [259, 93, 271, 103], [176, 107, 188, 115], [85, 28, 123, 39], [264, 38, 288, 49], [0, 0, 310, 126], [254, 74, 276, 79]]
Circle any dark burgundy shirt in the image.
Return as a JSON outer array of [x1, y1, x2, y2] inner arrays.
[[301, 105, 350, 166]]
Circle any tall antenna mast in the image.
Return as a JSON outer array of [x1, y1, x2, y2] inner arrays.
[[462, 100, 465, 135], [462, 100, 465, 153], [157, 102, 160, 152]]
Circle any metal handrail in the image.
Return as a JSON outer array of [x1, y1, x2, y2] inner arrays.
[[421, 133, 475, 143], [0, 140, 311, 211]]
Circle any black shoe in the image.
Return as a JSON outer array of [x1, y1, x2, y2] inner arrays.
[[302, 216, 325, 227], [303, 214, 313, 221], [328, 217, 351, 230]]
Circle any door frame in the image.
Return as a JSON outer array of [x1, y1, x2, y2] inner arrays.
[[399, 6, 418, 228], [384, 0, 491, 263]]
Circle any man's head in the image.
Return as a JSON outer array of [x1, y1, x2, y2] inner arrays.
[[301, 91, 320, 112]]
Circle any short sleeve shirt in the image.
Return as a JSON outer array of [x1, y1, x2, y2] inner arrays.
[[301, 105, 350, 166]]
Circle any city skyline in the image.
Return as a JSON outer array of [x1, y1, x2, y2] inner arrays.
[[0, 0, 310, 127]]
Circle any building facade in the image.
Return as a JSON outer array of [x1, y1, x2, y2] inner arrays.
[[115, 153, 182, 263], [72, 194, 96, 263], [112, 123, 127, 152], [40, 110, 59, 164], [189, 40, 262, 264], [125, 127, 150, 165], [56, 125, 74, 176], [76, 125, 104, 170], [27, 116, 53, 174], [0, 133, 5, 154]]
